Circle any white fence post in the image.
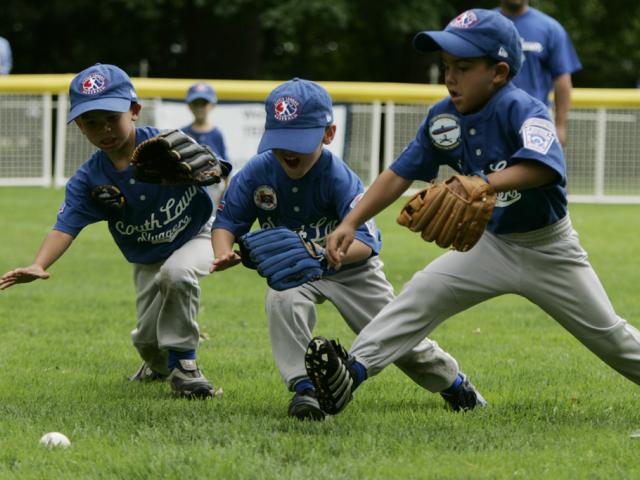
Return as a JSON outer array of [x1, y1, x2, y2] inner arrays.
[[384, 101, 395, 170], [42, 94, 53, 187], [369, 101, 381, 186], [593, 107, 607, 200], [54, 93, 68, 188]]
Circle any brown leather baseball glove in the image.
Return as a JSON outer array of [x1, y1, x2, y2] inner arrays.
[[397, 174, 496, 252]]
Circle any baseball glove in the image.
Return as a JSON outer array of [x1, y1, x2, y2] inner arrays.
[[238, 226, 331, 291], [130, 129, 222, 186], [397, 174, 496, 252], [91, 184, 125, 210]]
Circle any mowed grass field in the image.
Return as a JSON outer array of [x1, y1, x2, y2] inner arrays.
[[1, 187, 640, 479]]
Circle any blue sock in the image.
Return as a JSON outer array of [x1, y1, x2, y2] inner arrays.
[[442, 373, 464, 394], [168, 349, 196, 370], [350, 360, 368, 391], [293, 378, 315, 394]]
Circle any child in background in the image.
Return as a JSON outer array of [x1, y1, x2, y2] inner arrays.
[[182, 82, 229, 207]]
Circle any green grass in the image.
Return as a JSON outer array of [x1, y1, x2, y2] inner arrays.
[[1, 188, 640, 479]]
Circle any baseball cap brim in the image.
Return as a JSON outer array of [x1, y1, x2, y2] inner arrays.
[[67, 97, 132, 123], [186, 93, 217, 104], [413, 31, 485, 58], [257, 127, 326, 154]]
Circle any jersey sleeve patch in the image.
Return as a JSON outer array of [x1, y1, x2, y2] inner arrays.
[[520, 118, 557, 155]]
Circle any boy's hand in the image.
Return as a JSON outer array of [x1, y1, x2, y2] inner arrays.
[[325, 224, 356, 269], [0, 265, 50, 290], [210, 251, 242, 273]]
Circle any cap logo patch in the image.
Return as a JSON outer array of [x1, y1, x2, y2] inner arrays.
[[498, 46, 508, 58], [429, 114, 461, 150], [521, 118, 556, 154], [274, 96, 300, 122], [81, 73, 107, 96], [449, 10, 479, 29]]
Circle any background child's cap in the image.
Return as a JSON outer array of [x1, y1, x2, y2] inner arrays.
[[257, 78, 334, 154], [413, 9, 522, 77], [185, 82, 218, 104], [67, 64, 138, 123]]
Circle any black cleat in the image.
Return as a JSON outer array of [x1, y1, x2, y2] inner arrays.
[[288, 389, 325, 421], [440, 373, 487, 412], [305, 336, 357, 415]]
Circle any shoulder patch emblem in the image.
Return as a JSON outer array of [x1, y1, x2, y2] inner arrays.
[[521, 118, 556, 154], [253, 185, 277, 211], [429, 114, 461, 150]]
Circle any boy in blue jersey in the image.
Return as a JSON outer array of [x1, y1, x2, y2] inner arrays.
[[181, 82, 229, 207], [498, 0, 581, 146], [0, 64, 231, 399], [306, 9, 640, 415], [210, 78, 485, 420]]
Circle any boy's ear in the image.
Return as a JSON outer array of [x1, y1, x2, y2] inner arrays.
[[494, 62, 511, 83], [131, 102, 142, 119], [322, 125, 337, 145]]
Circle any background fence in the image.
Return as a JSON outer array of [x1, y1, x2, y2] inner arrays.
[[0, 75, 639, 203]]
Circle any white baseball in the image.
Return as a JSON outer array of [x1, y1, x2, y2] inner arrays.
[[39, 432, 71, 448]]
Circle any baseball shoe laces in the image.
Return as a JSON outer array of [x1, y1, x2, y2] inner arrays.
[[128, 362, 168, 382]]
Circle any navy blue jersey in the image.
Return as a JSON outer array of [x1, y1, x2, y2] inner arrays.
[[499, 7, 581, 105], [214, 149, 382, 254], [391, 83, 567, 234], [54, 126, 214, 264], [181, 125, 228, 161]]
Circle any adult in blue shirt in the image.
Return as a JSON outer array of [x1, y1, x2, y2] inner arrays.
[[499, 0, 582, 146], [0, 36, 12, 74]]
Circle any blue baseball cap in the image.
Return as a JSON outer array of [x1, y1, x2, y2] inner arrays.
[[185, 82, 218, 104], [413, 9, 522, 77], [67, 64, 138, 123], [257, 78, 334, 154]]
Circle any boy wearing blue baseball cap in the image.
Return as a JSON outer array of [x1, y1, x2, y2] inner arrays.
[[182, 82, 227, 165], [305, 9, 640, 416], [210, 78, 484, 420], [181, 82, 229, 207], [1, 64, 231, 400]]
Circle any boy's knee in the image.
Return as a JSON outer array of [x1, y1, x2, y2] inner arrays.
[[156, 264, 197, 291], [266, 287, 308, 309]]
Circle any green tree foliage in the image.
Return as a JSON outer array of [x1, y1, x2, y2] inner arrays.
[[0, 0, 638, 86]]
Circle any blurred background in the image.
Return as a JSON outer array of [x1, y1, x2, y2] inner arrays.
[[2, 0, 639, 87]]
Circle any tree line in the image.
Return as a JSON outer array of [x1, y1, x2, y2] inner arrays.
[[2, 0, 638, 87]]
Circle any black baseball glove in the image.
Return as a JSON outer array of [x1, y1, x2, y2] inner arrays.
[[130, 129, 223, 186]]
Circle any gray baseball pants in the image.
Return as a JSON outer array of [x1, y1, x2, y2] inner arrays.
[[130, 222, 213, 375], [266, 256, 459, 392], [351, 215, 640, 385]]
